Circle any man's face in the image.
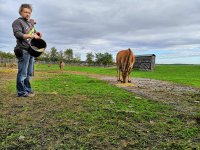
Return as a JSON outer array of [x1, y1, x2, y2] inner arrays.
[[20, 8, 32, 20]]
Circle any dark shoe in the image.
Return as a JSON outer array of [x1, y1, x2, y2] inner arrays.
[[17, 91, 35, 97], [19, 92, 35, 97], [17, 94, 28, 97], [23, 94, 29, 97]]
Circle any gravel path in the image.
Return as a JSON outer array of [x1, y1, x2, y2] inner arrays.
[[65, 71, 200, 116]]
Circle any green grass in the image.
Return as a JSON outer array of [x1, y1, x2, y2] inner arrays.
[[35, 64, 200, 87], [1, 68, 199, 149]]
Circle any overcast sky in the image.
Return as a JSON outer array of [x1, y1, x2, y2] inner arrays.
[[1, 0, 200, 64]]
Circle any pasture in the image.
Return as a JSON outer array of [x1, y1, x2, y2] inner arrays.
[[0, 64, 200, 149], [36, 64, 200, 87]]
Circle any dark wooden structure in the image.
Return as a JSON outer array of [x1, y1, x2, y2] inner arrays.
[[134, 54, 156, 71]]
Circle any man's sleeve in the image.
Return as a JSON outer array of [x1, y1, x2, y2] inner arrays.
[[12, 20, 24, 40]]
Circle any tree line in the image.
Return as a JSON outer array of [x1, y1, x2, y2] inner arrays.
[[0, 47, 114, 66], [0, 51, 15, 59], [37, 47, 114, 66]]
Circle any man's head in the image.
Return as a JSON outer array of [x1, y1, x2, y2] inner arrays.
[[19, 4, 32, 20]]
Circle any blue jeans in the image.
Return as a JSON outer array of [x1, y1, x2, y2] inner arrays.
[[16, 50, 34, 97]]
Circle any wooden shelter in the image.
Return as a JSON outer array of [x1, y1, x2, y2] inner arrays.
[[134, 54, 156, 71]]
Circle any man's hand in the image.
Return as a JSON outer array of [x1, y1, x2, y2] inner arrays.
[[36, 32, 42, 38], [23, 32, 42, 40], [33, 33, 40, 39]]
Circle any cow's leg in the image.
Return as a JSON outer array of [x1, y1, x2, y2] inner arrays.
[[120, 71, 123, 82], [117, 67, 119, 81], [128, 72, 131, 83], [118, 69, 122, 82], [117, 66, 122, 82]]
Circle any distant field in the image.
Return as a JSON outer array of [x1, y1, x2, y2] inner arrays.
[[35, 64, 200, 87]]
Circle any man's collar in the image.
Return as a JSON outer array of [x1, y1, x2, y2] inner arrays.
[[19, 17, 29, 22]]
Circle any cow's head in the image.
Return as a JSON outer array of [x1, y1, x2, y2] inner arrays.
[[122, 71, 129, 83]]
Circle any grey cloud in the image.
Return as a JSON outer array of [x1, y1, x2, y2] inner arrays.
[[0, 0, 200, 63], [39, 0, 200, 49]]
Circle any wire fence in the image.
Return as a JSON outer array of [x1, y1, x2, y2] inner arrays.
[[0, 57, 17, 67], [0, 55, 156, 71], [0, 58, 115, 68], [36, 60, 115, 67]]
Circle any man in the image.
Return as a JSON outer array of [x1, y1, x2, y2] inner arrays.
[[12, 4, 42, 97]]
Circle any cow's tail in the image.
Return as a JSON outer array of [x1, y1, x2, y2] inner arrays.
[[125, 48, 131, 72]]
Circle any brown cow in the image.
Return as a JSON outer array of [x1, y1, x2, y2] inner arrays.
[[59, 60, 65, 71], [116, 48, 135, 83]]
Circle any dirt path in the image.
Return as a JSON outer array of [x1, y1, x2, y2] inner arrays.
[[63, 70, 200, 116]]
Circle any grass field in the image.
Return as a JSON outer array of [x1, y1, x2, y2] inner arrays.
[[0, 65, 200, 149], [35, 64, 200, 87]]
